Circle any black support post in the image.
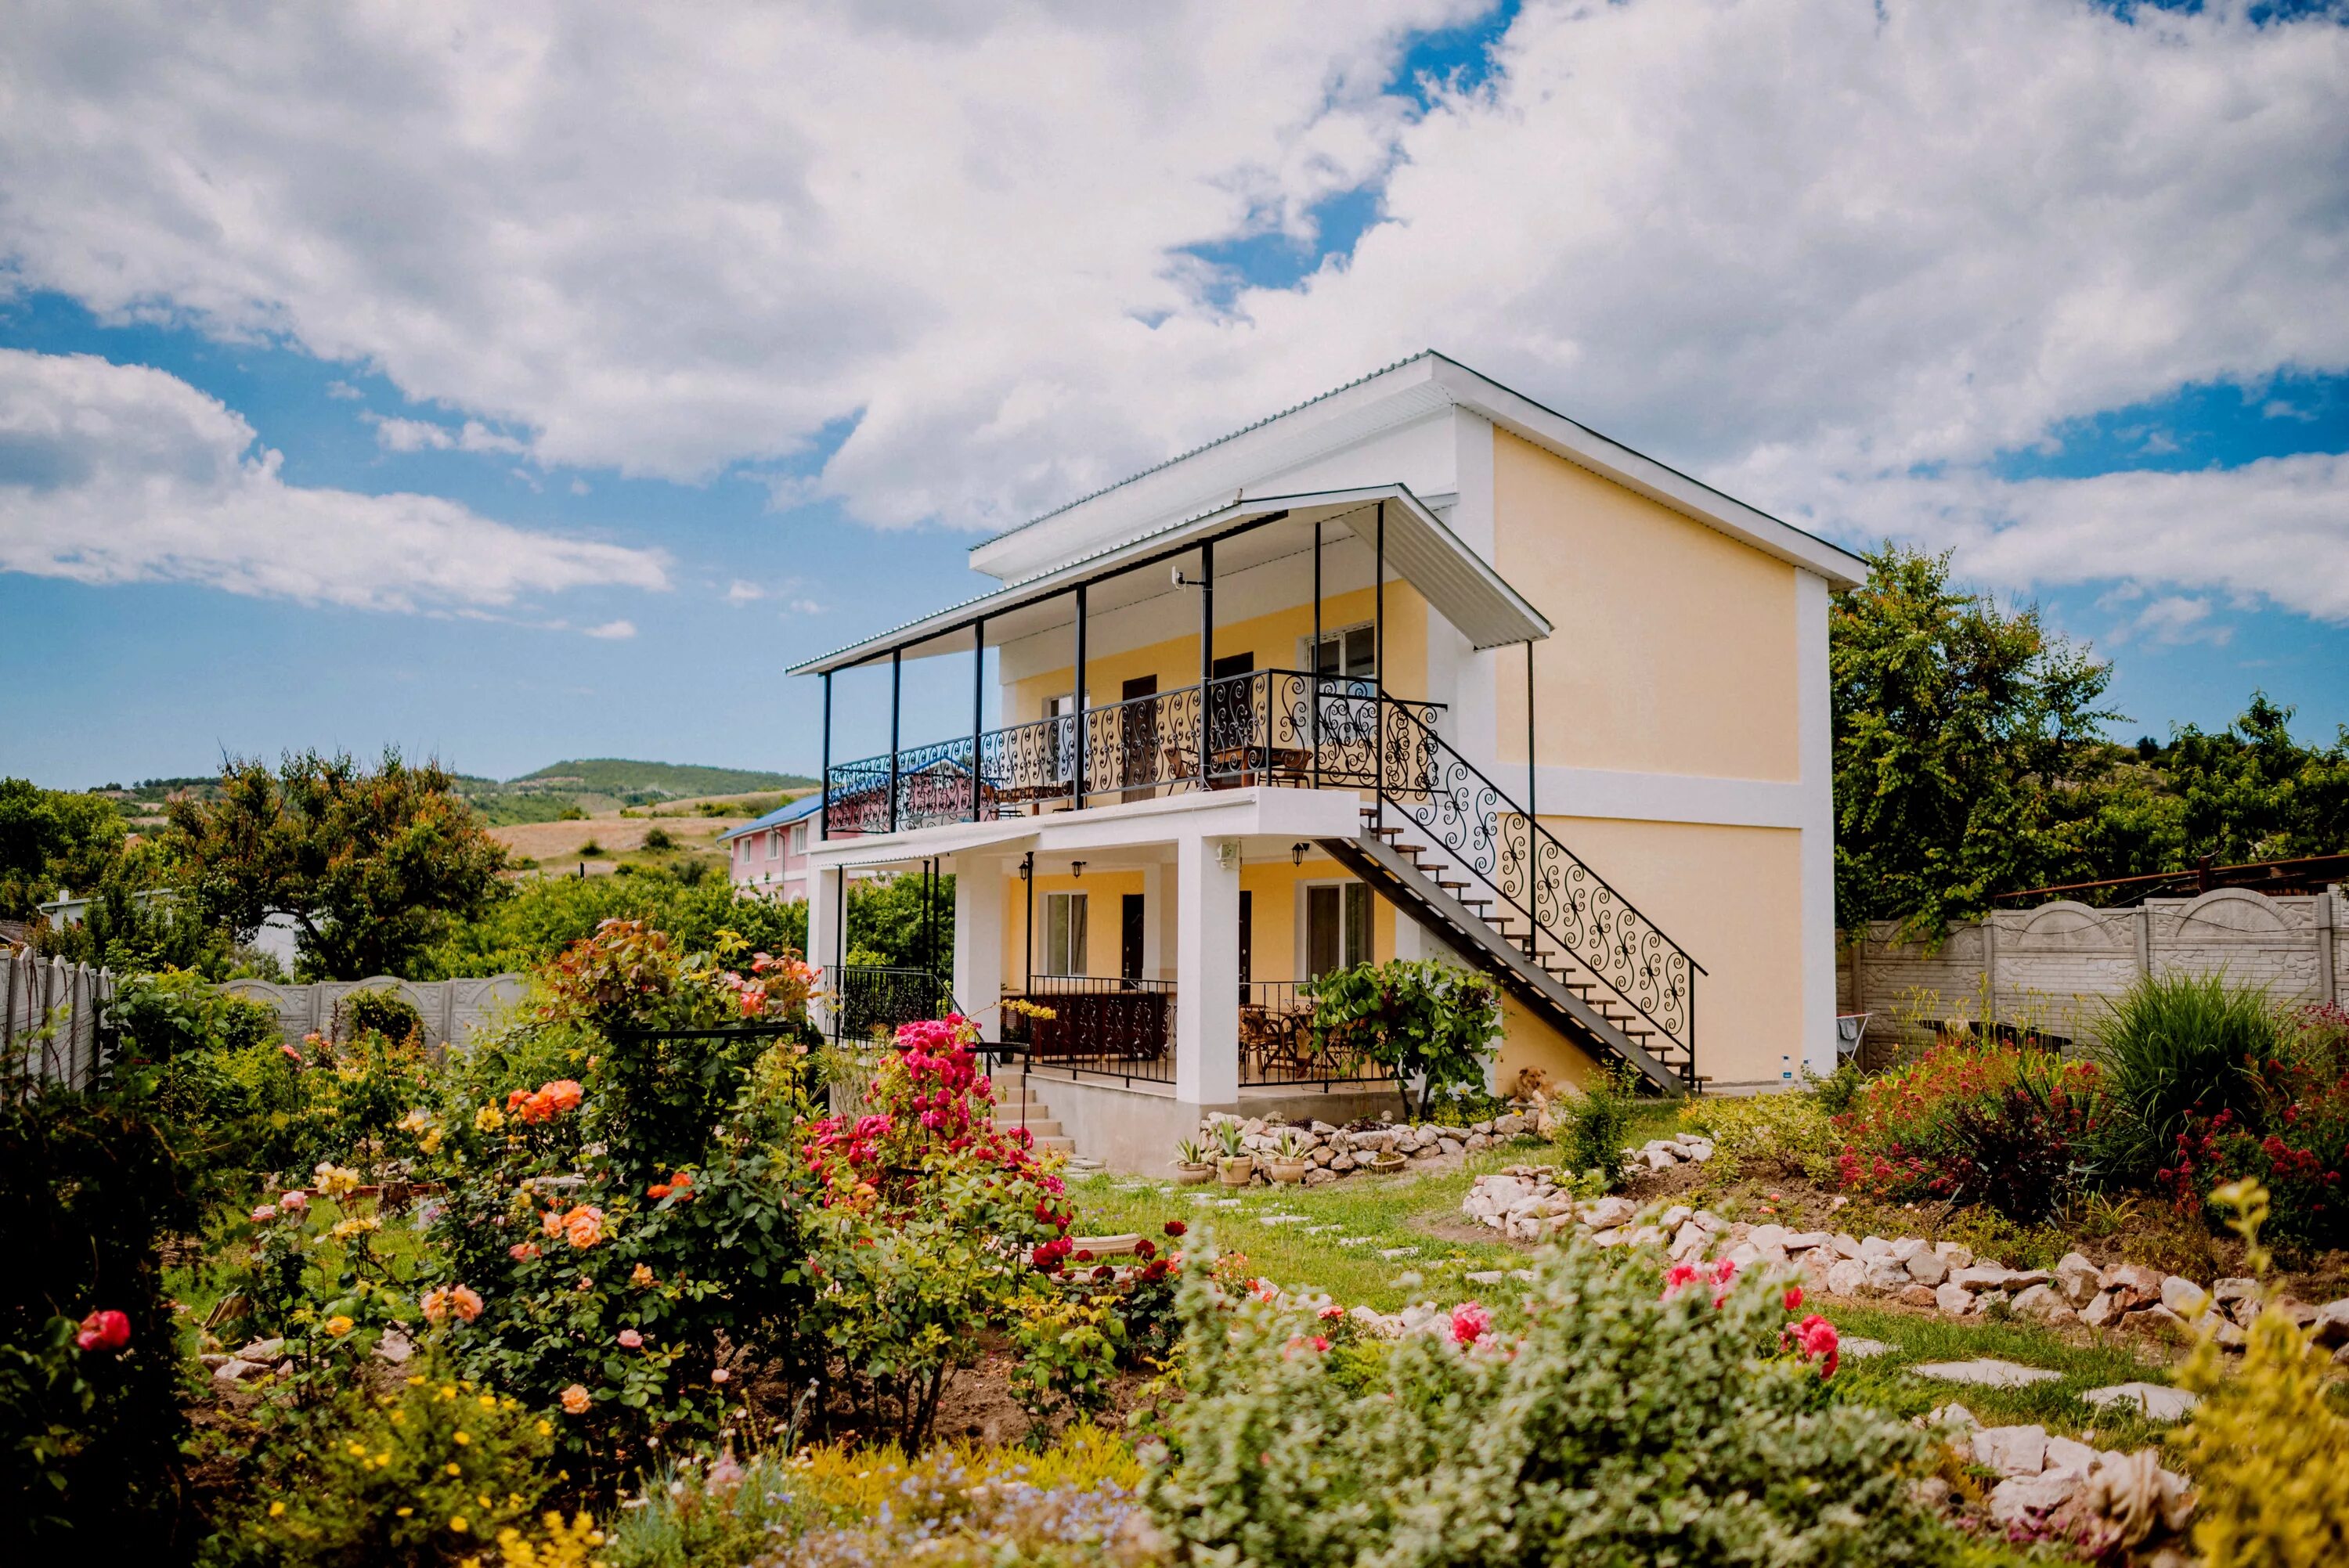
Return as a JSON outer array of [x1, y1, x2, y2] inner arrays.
[[1197, 540, 1214, 788], [1311, 518, 1322, 789], [887, 647, 902, 834], [1073, 583, 1088, 809], [970, 618, 985, 822]]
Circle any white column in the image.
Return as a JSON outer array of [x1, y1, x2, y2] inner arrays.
[[1174, 831, 1241, 1106], [951, 856, 1004, 1034], [808, 863, 843, 1036], [1795, 568, 1839, 1080], [1140, 861, 1167, 982]]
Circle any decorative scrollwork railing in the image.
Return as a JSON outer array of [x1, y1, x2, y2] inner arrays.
[[824, 671, 1445, 830], [1372, 702, 1701, 1069]]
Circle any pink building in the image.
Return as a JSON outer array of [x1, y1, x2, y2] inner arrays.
[[719, 793, 823, 903]]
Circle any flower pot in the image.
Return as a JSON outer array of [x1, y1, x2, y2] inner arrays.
[[1267, 1158, 1311, 1184], [1217, 1155, 1256, 1188], [1172, 1162, 1215, 1186], [1369, 1152, 1408, 1175]]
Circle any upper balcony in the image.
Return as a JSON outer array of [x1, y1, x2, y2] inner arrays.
[[823, 668, 1443, 836], [788, 483, 1553, 843]]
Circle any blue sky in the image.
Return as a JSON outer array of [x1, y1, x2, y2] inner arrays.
[[3, 1, 2345, 790]]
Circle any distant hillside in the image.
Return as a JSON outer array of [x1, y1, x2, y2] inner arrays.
[[507, 759, 816, 802]]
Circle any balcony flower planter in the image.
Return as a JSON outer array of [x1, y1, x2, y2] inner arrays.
[[1218, 1155, 1257, 1188]]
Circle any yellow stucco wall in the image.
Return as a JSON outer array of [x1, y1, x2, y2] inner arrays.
[[1522, 813, 1802, 1090], [1006, 583, 1431, 725], [1492, 431, 1800, 782]]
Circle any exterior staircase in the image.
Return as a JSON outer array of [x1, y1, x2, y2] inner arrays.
[[987, 1064, 1088, 1162], [1313, 697, 1705, 1095]]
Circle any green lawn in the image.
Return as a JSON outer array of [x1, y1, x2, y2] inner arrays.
[[1070, 1128, 2187, 1454]]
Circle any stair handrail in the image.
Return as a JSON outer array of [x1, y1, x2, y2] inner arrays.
[[1353, 683, 1705, 1072]]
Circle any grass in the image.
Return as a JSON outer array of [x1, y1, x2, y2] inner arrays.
[[1070, 1120, 2192, 1454]]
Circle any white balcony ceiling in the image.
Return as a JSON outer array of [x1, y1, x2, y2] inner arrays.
[[788, 483, 1551, 676]]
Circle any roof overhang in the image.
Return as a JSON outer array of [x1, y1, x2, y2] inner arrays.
[[787, 482, 1551, 676]]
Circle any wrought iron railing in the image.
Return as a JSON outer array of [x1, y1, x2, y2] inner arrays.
[[829, 965, 955, 1042], [1369, 702, 1702, 1076], [823, 670, 1443, 834], [1238, 980, 1395, 1089], [995, 975, 1175, 1085]]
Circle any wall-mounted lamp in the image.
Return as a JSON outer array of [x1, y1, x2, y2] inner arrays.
[[1018, 853, 1033, 883], [1291, 842, 1310, 867], [1070, 860, 1086, 881], [1215, 840, 1240, 872]]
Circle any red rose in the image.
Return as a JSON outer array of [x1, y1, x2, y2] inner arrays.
[[75, 1309, 131, 1352], [1164, 1220, 1187, 1238]]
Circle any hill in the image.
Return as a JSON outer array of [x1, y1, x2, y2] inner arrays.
[[507, 759, 815, 802]]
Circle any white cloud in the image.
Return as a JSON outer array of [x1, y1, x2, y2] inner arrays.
[[724, 579, 766, 604], [368, 413, 529, 456], [1, 1, 2344, 617], [325, 379, 363, 400], [583, 618, 637, 639], [0, 348, 669, 611]]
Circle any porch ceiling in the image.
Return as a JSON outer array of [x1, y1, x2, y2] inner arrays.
[[786, 482, 1552, 676]]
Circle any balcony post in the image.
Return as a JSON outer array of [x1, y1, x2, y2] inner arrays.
[[1073, 582, 1088, 809], [1174, 831, 1241, 1107], [1526, 639, 1538, 821], [970, 618, 985, 823], [809, 861, 843, 1036], [1196, 539, 1213, 789], [1374, 499, 1384, 683], [887, 647, 902, 834], [818, 671, 832, 842], [1311, 518, 1322, 789]]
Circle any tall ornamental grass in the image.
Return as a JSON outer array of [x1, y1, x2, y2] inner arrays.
[[2090, 972, 2286, 1182]]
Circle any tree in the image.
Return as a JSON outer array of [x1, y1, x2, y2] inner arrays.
[[1831, 545, 2118, 936], [2105, 694, 2349, 871], [167, 750, 509, 979], [0, 779, 124, 920]]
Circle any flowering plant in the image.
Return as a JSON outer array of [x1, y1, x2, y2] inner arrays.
[[1831, 1040, 2103, 1221]]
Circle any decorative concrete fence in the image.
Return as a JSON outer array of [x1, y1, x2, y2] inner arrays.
[[1838, 885, 2344, 1054], [218, 974, 529, 1050], [3, 950, 116, 1089]]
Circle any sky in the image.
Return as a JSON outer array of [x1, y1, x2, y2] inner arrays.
[[2, 0, 2346, 789]]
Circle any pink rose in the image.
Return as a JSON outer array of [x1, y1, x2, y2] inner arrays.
[[618, 1328, 643, 1348], [75, 1309, 131, 1352], [1449, 1301, 1490, 1346]]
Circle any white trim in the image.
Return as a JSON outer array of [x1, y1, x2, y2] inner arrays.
[[1527, 766, 1807, 829], [1795, 570, 1838, 1077]]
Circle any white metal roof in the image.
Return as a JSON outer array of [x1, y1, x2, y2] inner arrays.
[[786, 483, 1551, 676]]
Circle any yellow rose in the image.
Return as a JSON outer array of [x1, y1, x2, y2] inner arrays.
[[324, 1315, 354, 1336], [474, 1104, 505, 1133]]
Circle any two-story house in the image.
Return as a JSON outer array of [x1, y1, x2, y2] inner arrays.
[[792, 351, 1864, 1170]]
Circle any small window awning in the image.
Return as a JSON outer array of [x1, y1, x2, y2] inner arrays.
[[786, 483, 1552, 675]]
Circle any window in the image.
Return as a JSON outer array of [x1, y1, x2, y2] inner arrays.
[[1308, 625, 1376, 679], [764, 830, 779, 860], [1304, 881, 1371, 978], [788, 823, 806, 856], [1044, 891, 1089, 975]]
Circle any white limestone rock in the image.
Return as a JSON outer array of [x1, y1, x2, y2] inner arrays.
[[1904, 1249, 1950, 1287], [2308, 1298, 2349, 1347], [2081, 1382, 2198, 1422], [2054, 1252, 2101, 1307], [1988, 1473, 2080, 1527], [1824, 1259, 1867, 1298], [1972, 1424, 2049, 1479], [1911, 1358, 2061, 1388], [2159, 1275, 2209, 1317], [1934, 1281, 1978, 1316]]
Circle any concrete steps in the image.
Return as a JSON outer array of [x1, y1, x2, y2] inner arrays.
[[987, 1067, 1078, 1157]]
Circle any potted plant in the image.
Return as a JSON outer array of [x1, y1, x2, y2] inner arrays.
[[1212, 1119, 1254, 1188], [1171, 1137, 1215, 1185], [1266, 1129, 1312, 1184]]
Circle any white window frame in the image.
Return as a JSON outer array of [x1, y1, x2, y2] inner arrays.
[[1297, 622, 1377, 679], [788, 822, 806, 855], [1295, 878, 1371, 979], [1043, 890, 1090, 976]]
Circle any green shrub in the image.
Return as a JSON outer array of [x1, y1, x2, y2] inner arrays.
[[0, 1065, 198, 1551], [1680, 1087, 1838, 1183], [2091, 971, 2286, 1183], [1146, 1240, 1940, 1566], [1301, 960, 1498, 1122], [334, 987, 426, 1048], [1554, 1062, 1636, 1188], [204, 1357, 558, 1567]]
